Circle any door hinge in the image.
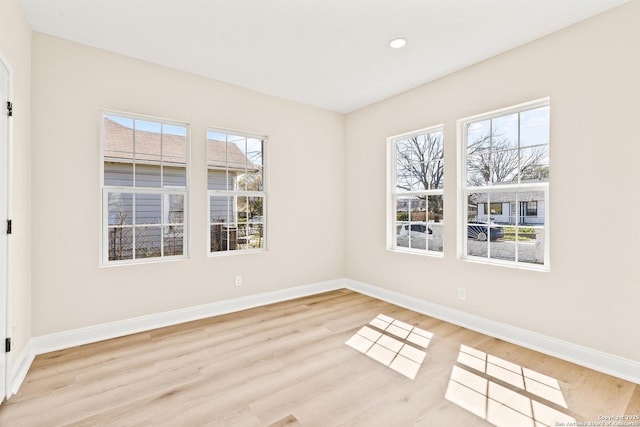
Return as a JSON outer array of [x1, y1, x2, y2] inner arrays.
[[6, 101, 12, 117], [6, 219, 11, 235], [5, 338, 10, 353]]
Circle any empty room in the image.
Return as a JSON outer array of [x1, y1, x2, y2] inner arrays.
[[1, 0, 639, 425]]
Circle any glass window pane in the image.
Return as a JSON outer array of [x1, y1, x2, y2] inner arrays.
[[134, 120, 162, 164], [163, 225, 183, 256], [162, 130, 186, 167], [237, 223, 249, 250], [229, 136, 247, 175], [467, 119, 491, 152], [103, 115, 134, 164], [211, 223, 229, 252], [135, 193, 161, 224], [135, 226, 161, 258], [208, 169, 228, 191], [520, 106, 550, 147], [518, 225, 545, 265], [108, 192, 133, 226], [210, 195, 231, 223], [247, 196, 264, 221], [492, 113, 518, 151], [427, 160, 444, 190], [246, 138, 263, 166], [520, 146, 549, 183], [466, 150, 490, 186], [427, 195, 443, 253], [108, 226, 133, 261], [467, 193, 488, 258], [104, 162, 133, 187], [248, 222, 264, 249], [207, 134, 228, 172], [236, 196, 249, 223], [163, 166, 186, 188], [166, 194, 184, 224], [243, 166, 263, 192], [490, 148, 519, 184], [135, 164, 161, 188]]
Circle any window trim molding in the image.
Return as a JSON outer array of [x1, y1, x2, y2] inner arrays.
[[387, 124, 445, 257], [99, 110, 191, 266], [456, 97, 550, 271]]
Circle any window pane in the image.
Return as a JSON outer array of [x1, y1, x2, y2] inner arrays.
[[135, 226, 161, 258], [207, 135, 229, 180], [229, 137, 247, 179], [134, 120, 161, 165], [520, 106, 549, 147], [490, 148, 519, 184], [162, 129, 186, 166], [163, 166, 186, 188], [428, 195, 443, 253], [210, 195, 231, 223], [466, 150, 490, 186], [167, 194, 184, 224], [103, 115, 134, 164], [247, 196, 264, 221], [108, 192, 133, 225], [243, 165, 263, 192], [518, 225, 545, 265], [492, 113, 518, 151], [236, 196, 249, 223], [108, 227, 133, 261], [427, 159, 444, 189], [520, 145, 549, 183], [163, 225, 183, 256], [467, 193, 488, 258], [135, 164, 161, 188], [135, 193, 161, 224], [246, 138, 263, 166], [208, 169, 228, 191], [104, 162, 133, 186], [467, 119, 491, 151]]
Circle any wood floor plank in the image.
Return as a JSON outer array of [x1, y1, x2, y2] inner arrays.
[[0, 289, 638, 426]]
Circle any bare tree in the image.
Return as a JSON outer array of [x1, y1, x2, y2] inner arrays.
[[396, 133, 444, 191], [466, 133, 548, 186]]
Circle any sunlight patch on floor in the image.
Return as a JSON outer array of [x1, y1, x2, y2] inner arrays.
[[445, 344, 576, 427], [345, 314, 432, 379]]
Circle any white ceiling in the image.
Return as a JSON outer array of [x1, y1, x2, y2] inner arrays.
[[21, 0, 630, 113]]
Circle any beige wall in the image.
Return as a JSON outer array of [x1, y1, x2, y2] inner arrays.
[[30, 34, 345, 336], [345, 1, 640, 361], [0, 0, 32, 364]]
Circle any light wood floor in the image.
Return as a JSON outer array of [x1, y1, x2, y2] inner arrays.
[[1, 289, 638, 426]]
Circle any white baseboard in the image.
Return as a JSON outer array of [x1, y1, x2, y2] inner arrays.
[[10, 276, 638, 398], [32, 279, 344, 356], [345, 278, 640, 385], [9, 339, 34, 398]]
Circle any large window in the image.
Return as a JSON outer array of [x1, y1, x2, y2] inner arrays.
[[460, 99, 549, 269], [208, 129, 265, 254], [101, 113, 188, 264], [389, 126, 444, 254]]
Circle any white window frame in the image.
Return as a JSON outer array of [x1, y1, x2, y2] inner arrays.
[[387, 125, 444, 256], [207, 128, 267, 256], [100, 111, 189, 265], [458, 98, 550, 270]]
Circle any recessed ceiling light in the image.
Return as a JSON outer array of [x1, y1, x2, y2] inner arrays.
[[389, 37, 407, 49]]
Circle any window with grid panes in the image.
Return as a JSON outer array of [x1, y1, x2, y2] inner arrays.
[[389, 126, 444, 254], [461, 99, 549, 269], [207, 130, 265, 254], [101, 112, 188, 264]]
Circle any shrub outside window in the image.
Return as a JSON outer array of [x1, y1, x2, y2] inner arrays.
[[389, 126, 444, 255], [208, 129, 266, 254], [101, 113, 188, 264], [460, 99, 550, 269]]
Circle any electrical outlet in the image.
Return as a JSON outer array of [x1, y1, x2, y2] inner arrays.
[[458, 288, 466, 301], [235, 275, 242, 287]]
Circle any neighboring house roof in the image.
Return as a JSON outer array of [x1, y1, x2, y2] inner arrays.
[[473, 191, 544, 203], [104, 118, 254, 172], [104, 118, 186, 167]]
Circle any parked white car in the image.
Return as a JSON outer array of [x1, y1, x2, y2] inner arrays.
[[398, 224, 432, 238]]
